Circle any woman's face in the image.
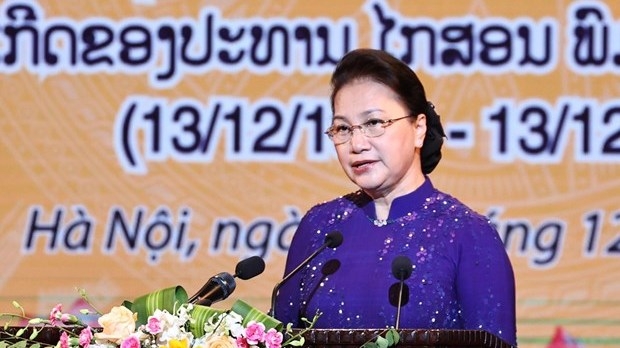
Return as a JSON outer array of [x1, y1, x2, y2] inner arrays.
[[332, 79, 427, 199]]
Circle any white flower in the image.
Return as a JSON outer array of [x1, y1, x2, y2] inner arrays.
[[146, 307, 194, 344], [223, 312, 245, 337]]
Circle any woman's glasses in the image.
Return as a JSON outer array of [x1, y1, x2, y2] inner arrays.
[[324, 115, 415, 145]]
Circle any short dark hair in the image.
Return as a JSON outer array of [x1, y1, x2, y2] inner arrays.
[[329, 48, 445, 174]]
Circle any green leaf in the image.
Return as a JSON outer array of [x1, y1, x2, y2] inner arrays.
[[230, 299, 282, 331], [385, 329, 400, 345], [285, 322, 293, 332], [14, 328, 25, 337], [129, 286, 188, 326], [189, 305, 226, 337], [287, 337, 305, 346], [376, 335, 389, 348], [361, 342, 378, 348], [29, 328, 39, 340], [8, 341, 26, 348]]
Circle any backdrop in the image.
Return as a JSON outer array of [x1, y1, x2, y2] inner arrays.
[[1, 1, 619, 347]]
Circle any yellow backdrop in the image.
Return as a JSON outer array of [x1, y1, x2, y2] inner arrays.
[[1, 1, 619, 347]]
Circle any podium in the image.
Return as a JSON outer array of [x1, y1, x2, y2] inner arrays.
[[1, 327, 513, 348], [299, 329, 514, 348]]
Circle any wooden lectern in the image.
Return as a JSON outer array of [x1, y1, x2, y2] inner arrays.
[[1, 327, 514, 347], [299, 329, 514, 348]]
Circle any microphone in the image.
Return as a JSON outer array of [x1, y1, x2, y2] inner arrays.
[[269, 231, 343, 318], [235, 255, 266, 280], [189, 256, 266, 306], [188, 272, 235, 306], [391, 255, 412, 329]]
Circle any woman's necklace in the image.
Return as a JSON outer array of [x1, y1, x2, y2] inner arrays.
[[371, 204, 392, 227], [369, 216, 393, 227], [368, 212, 416, 227], [373, 218, 388, 227]]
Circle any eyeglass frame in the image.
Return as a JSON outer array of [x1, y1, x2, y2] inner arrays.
[[324, 114, 416, 145]]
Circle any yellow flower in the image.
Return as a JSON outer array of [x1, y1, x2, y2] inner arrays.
[[163, 338, 190, 348], [94, 306, 138, 344]]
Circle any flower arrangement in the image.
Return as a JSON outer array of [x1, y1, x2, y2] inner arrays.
[[0, 287, 318, 348]]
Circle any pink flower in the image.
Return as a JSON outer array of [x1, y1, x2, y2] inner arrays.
[[244, 321, 266, 345], [235, 336, 250, 348], [120, 335, 141, 348], [59, 331, 69, 348], [61, 313, 79, 324], [49, 304, 63, 325], [146, 316, 163, 334], [79, 327, 93, 348], [264, 328, 283, 348]]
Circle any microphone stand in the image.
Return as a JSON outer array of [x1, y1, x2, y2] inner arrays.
[[270, 231, 343, 318], [269, 243, 329, 318], [391, 255, 412, 330], [395, 278, 405, 330]]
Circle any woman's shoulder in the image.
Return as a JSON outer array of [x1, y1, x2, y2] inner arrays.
[[289, 191, 365, 247], [301, 190, 368, 225], [306, 190, 367, 214], [427, 188, 494, 231]]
